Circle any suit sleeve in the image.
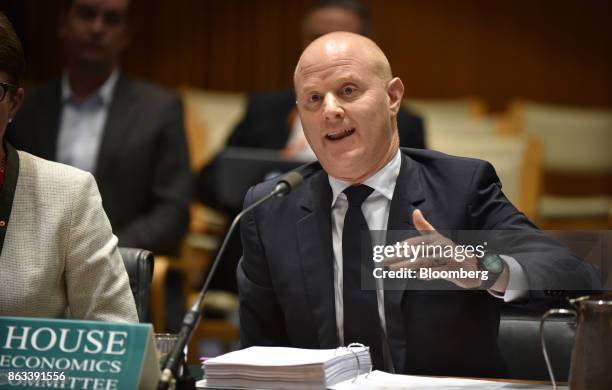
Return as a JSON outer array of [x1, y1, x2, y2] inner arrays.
[[117, 96, 192, 254], [65, 173, 139, 322], [467, 161, 601, 298], [237, 186, 290, 347], [397, 108, 426, 149]]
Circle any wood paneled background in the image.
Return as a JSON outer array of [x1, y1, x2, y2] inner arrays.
[[2, 0, 611, 111]]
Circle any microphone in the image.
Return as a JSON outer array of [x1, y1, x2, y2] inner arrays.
[[272, 170, 303, 196], [158, 170, 304, 389]]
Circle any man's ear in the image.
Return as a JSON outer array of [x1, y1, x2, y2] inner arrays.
[[387, 77, 404, 116], [9, 88, 24, 119]]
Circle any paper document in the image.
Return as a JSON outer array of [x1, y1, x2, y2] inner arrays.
[[329, 370, 566, 390]]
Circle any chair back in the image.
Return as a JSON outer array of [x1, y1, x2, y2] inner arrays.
[[511, 100, 612, 172], [179, 87, 247, 171], [499, 308, 575, 381], [119, 247, 154, 323], [404, 96, 486, 118], [431, 133, 543, 220], [508, 100, 612, 226]]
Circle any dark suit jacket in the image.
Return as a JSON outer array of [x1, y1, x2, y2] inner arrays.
[[6, 73, 192, 255], [237, 148, 596, 377], [196, 89, 425, 208]]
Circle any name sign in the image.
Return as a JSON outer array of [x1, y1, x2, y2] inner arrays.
[[0, 316, 159, 389]]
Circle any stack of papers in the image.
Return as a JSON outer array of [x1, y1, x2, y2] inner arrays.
[[201, 346, 372, 389]]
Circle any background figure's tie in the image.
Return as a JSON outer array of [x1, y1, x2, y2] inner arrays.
[[342, 184, 383, 370]]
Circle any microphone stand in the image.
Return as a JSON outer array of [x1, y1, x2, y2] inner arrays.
[[157, 180, 295, 390]]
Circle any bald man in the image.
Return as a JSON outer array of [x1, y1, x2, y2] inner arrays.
[[237, 32, 597, 376]]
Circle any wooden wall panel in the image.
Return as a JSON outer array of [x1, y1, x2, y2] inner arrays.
[[4, 0, 612, 111]]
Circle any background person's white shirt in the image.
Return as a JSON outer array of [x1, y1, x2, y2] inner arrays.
[[57, 70, 119, 173]]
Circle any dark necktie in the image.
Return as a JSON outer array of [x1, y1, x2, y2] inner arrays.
[[342, 184, 383, 370]]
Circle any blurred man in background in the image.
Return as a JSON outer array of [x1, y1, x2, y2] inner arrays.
[[7, 0, 192, 331], [0, 10, 138, 323]]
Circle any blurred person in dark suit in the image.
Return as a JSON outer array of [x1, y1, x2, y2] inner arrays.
[[198, 0, 424, 293], [238, 32, 599, 376], [7, 0, 191, 255], [6, 0, 191, 330], [0, 11, 137, 322]]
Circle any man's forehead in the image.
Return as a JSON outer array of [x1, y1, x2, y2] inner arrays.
[[296, 33, 390, 84], [297, 63, 365, 89], [299, 56, 358, 76], [296, 53, 382, 91], [297, 42, 370, 78], [73, 0, 128, 13]]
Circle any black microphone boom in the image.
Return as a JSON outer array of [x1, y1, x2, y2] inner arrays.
[[273, 170, 303, 196], [157, 170, 303, 389]]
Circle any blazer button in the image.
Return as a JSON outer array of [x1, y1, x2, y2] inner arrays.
[[0, 220, 5, 228]]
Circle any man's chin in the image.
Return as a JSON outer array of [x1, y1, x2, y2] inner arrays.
[[320, 152, 369, 182], [74, 52, 115, 69], [332, 145, 363, 160]]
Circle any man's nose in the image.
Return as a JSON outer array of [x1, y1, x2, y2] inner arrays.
[[90, 15, 105, 34], [322, 93, 344, 122]]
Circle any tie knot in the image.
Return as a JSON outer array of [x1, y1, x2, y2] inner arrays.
[[343, 185, 374, 207]]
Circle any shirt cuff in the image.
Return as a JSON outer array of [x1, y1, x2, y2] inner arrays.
[[488, 254, 528, 302]]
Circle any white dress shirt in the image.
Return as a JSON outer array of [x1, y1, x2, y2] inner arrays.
[[57, 69, 119, 173], [327, 149, 527, 345]]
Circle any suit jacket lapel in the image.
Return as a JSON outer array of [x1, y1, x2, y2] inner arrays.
[[296, 170, 338, 348], [386, 150, 429, 234], [95, 73, 135, 179], [36, 80, 63, 160], [384, 150, 428, 373]]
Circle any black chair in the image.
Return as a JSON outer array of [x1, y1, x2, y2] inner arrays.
[[119, 247, 154, 323], [498, 305, 575, 381]]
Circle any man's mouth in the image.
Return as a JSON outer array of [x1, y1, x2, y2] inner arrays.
[[325, 127, 356, 141]]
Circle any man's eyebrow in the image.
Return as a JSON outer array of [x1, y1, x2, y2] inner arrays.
[[299, 73, 364, 93], [335, 74, 364, 85], [299, 83, 320, 93]]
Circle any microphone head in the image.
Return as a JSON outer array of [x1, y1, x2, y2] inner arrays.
[[274, 171, 304, 196]]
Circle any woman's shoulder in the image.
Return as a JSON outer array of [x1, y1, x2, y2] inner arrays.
[[16, 150, 95, 193]]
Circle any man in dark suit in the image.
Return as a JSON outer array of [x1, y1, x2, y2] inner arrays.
[[237, 32, 598, 377], [7, 0, 191, 256]]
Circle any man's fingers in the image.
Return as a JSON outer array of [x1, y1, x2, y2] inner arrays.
[[387, 257, 438, 271], [382, 255, 406, 267], [412, 209, 435, 233], [401, 233, 438, 247]]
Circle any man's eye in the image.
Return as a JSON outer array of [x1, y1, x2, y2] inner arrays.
[[76, 6, 96, 21], [308, 95, 321, 103], [342, 86, 355, 95], [104, 11, 124, 26]]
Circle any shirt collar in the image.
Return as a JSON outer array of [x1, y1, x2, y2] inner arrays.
[[328, 148, 402, 207], [61, 68, 120, 106]]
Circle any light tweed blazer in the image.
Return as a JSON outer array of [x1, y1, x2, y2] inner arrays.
[[0, 148, 138, 322]]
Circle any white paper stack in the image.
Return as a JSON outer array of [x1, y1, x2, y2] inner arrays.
[[202, 346, 372, 390]]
